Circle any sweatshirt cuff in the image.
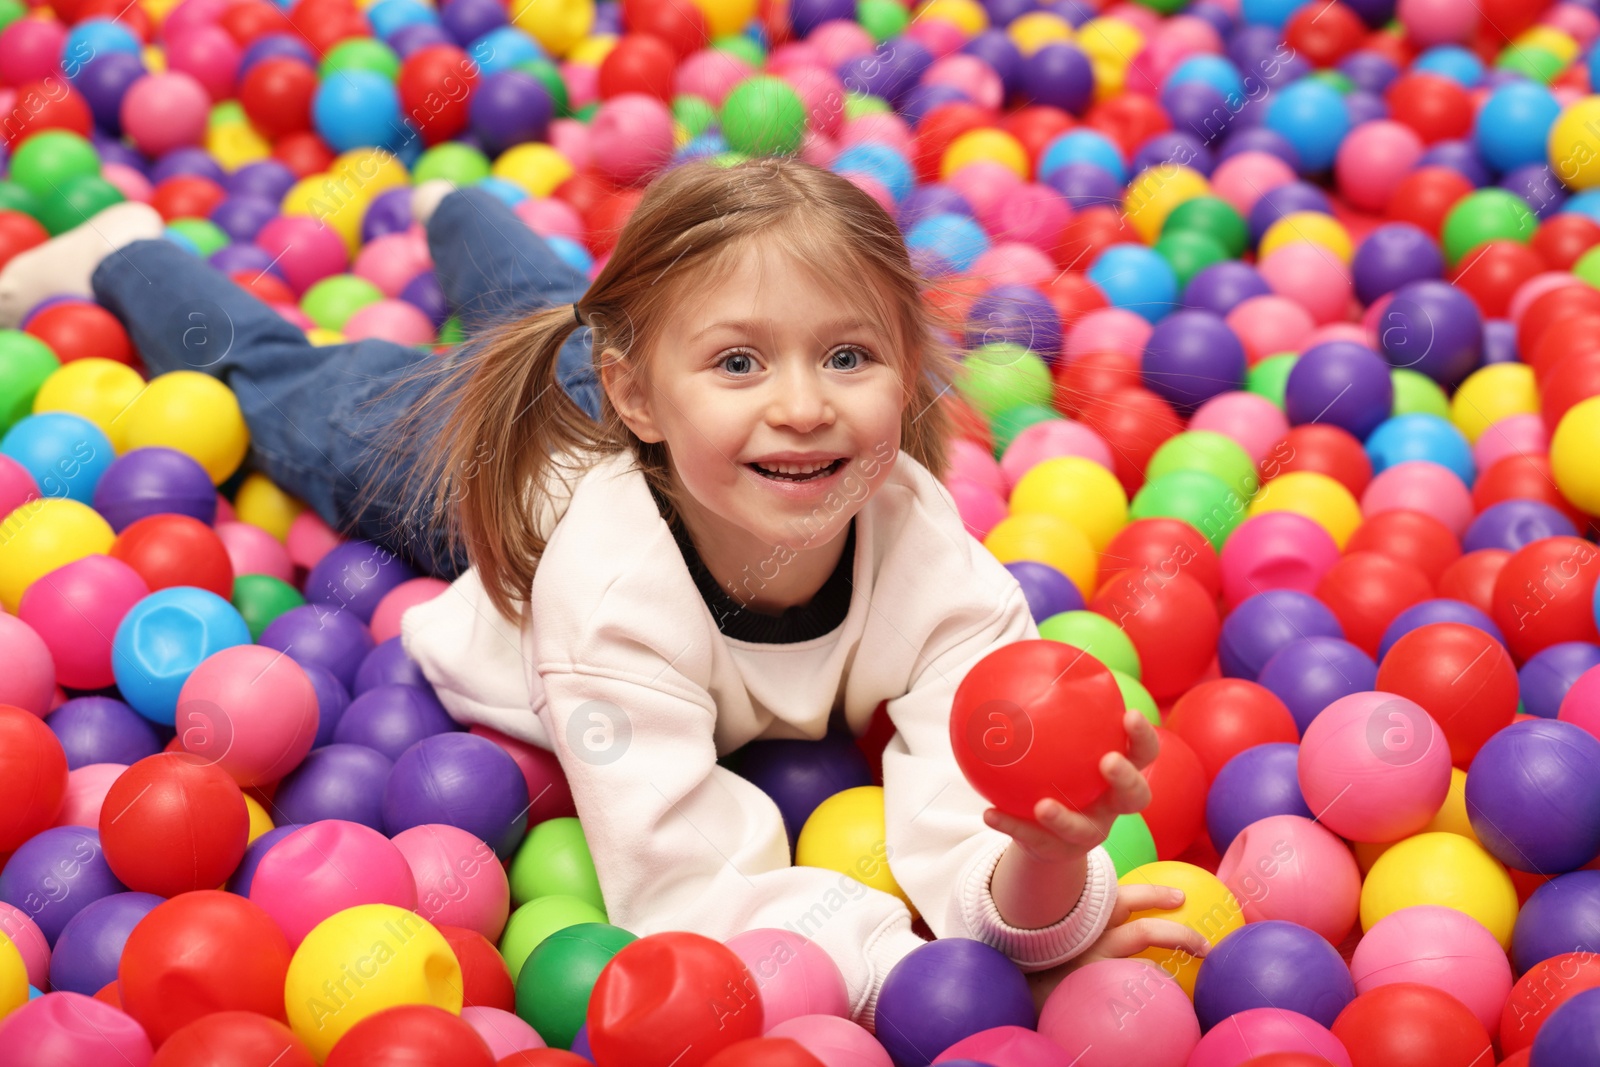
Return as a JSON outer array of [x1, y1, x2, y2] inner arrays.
[[856, 920, 931, 1034], [960, 841, 1119, 972]]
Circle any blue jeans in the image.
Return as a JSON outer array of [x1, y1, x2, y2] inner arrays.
[[91, 188, 602, 579]]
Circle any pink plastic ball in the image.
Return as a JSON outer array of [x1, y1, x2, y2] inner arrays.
[[1297, 691, 1453, 842], [787, 65, 846, 138], [1000, 420, 1115, 491], [120, 72, 211, 156], [1547, 4, 1600, 48], [163, 0, 234, 38], [1472, 414, 1548, 472], [547, 116, 591, 172], [18, 555, 149, 691], [1108, 2, 1161, 32], [1509, 272, 1581, 325], [462, 1007, 546, 1058], [344, 299, 437, 345], [1066, 307, 1153, 362], [248, 820, 418, 947], [0, 900, 50, 991], [806, 20, 877, 66], [1226, 294, 1316, 364], [102, 163, 154, 204], [970, 242, 1056, 287], [903, 16, 966, 57], [1260, 243, 1353, 326], [842, 172, 894, 214], [215, 494, 236, 524], [352, 231, 431, 297], [1559, 664, 1600, 741], [948, 478, 1007, 539], [1186, 1008, 1350, 1067], [1038, 960, 1196, 1067], [0, 18, 67, 88], [1304, 322, 1373, 349], [0, 612, 53, 717], [0, 993, 153, 1064], [468, 726, 577, 826], [1348, 904, 1512, 1037], [256, 215, 349, 295], [215, 520, 294, 583], [1190, 392, 1290, 464], [1336, 121, 1425, 213], [1158, 14, 1225, 55], [945, 161, 1025, 224], [371, 576, 449, 644], [722, 929, 848, 1030], [590, 93, 675, 186], [164, 25, 242, 102], [560, 61, 598, 113], [922, 53, 1005, 110], [286, 511, 340, 571], [672, 49, 756, 106], [987, 185, 1072, 253], [514, 198, 585, 243], [801, 129, 840, 167], [768, 43, 825, 74], [838, 113, 911, 153], [176, 644, 319, 786], [1361, 460, 1474, 535], [1397, 0, 1479, 46], [1217, 814, 1360, 943], [54, 762, 127, 828], [933, 1026, 1073, 1065], [765, 1014, 891, 1067], [1218, 511, 1341, 609], [0, 454, 38, 519], [1210, 151, 1297, 216], [393, 823, 511, 942], [950, 436, 1007, 497], [273, 303, 316, 331]]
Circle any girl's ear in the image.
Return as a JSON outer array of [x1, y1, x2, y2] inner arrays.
[[599, 346, 666, 444]]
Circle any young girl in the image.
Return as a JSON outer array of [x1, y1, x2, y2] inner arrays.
[[0, 156, 1202, 1027]]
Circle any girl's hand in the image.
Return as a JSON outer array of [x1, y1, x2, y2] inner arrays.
[[981, 708, 1161, 865]]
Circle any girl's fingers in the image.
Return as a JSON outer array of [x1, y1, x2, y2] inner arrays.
[[986, 807, 1073, 856], [1099, 917, 1212, 961], [1114, 883, 1186, 914], [1099, 753, 1153, 814], [1125, 710, 1161, 770]]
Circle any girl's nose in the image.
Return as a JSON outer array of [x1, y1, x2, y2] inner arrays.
[[767, 363, 834, 431]]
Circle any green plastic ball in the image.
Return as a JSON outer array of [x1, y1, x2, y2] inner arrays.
[[843, 91, 890, 119], [709, 151, 752, 167], [1495, 45, 1564, 84], [301, 275, 384, 331], [1154, 230, 1229, 290], [955, 342, 1053, 422], [208, 99, 248, 130], [1573, 245, 1600, 289], [1037, 610, 1141, 678], [0, 182, 40, 217], [1162, 196, 1249, 258], [166, 218, 230, 257], [1390, 367, 1451, 420], [1307, 70, 1353, 94], [712, 33, 766, 68], [1111, 668, 1158, 725], [508, 817, 604, 912], [1131, 0, 1186, 12], [1247, 353, 1298, 410], [438, 316, 464, 345], [990, 402, 1059, 458], [575, 101, 600, 122], [499, 895, 608, 983], [1146, 430, 1259, 498], [0, 0, 25, 31], [1440, 188, 1538, 266], [1130, 470, 1246, 551], [0, 330, 61, 435], [319, 38, 401, 80], [515, 923, 637, 1049], [232, 575, 307, 641], [857, 0, 909, 40], [37, 174, 123, 236], [10, 132, 101, 200], [720, 76, 807, 156], [517, 59, 570, 116], [1104, 813, 1159, 876], [414, 142, 492, 186], [673, 95, 718, 139]]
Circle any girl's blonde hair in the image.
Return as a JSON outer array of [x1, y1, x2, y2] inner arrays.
[[388, 157, 960, 621]]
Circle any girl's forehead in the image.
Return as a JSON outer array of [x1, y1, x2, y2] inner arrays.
[[672, 240, 897, 338]]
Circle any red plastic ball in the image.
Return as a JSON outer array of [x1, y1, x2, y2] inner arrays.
[[702, 1039, 826, 1067], [0, 704, 69, 852], [1528, 311, 1600, 382], [1003, 106, 1075, 172], [1541, 350, 1600, 433], [1238, 1056, 1339, 1067], [1095, 518, 1222, 599], [1473, 454, 1586, 529], [1078, 387, 1182, 496], [1533, 213, 1600, 270], [1437, 549, 1510, 616], [219, 1, 295, 45], [291, 0, 369, 56], [598, 34, 678, 102], [1330, 982, 1493, 1067], [1042, 271, 1108, 332], [1447, 239, 1543, 319], [1374, 622, 1518, 768], [119, 890, 292, 1046], [1166, 679, 1300, 780], [1054, 205, 1135, 273], [1491, 536, 1600, 661], [1345, 509, 1460, 588], [1385, 167, 1474, 238], [1084, 92, 1169, 159], [1141, 726, 1208, 860], [76, 0, 152, 37], [440, 924, 516, 1011], [583, 186, 646, 254], [496, 1053, 594, 1066], [25, 301, 135, 366], [1263, 424, 1372, 499], [150, 175, 227, 222], [912, 103, 998, 184], [587, 932, 764, 1067], [232, 270, 296, 306], [950, 639, 1127, 817], [1284, 2, 1367, 66], [1314, 551, 1434, 657], [1519, 284, 1600, 372], [239, 58, 316, 139], [110, 514, 235, 598], [944, 393, 993, 453], [1385, 73, 1473, 144], [325, 1005, 496, 1067], [0, 210, 48, 270], [398, 45, 478, 146], [1090, 570, 1220, 701], [273, 130, 335, 177], [3, 80, 92, 146], [1500, 953, 1600, 1055], [151, 1012, 317, 1067], [620, 0, 709, 60], [99, 752, 249, 897], [1054, 349, 1140, 418]]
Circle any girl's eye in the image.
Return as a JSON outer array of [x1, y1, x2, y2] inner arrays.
[[719, 350, 757, 375], [829, 345, 871, 370], [716, 346, 872, 375]]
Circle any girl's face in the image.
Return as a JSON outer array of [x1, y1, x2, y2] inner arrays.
[[604, 240, 908, 583]]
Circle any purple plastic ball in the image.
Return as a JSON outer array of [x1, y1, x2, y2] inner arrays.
[[1483, 318, 1518, 365], [733, 733, 874, 852], [961, 29, 1025, 99], [89, 447, 217, 533], [591, 1, 622, 34], [983, 0, 1038, 24], [94, 136, 146, 174], [302, 662, 351, 749], [1351, 223, 1444, 305], [789, 0, 855, 36], [1020, 42, 1092, 115], [1247, 181, 1332, 242], [333, 682, 456, 761], [382, 732, 530, 859], [1501, 163, 1567, 219], [1220, 590, 1344, 679], [897, 184, 974, 232], [965, 285, 1062, 361], [1345, 89, 1388, 127], [469, 70, 557, 154], [1134, 132, 1214, 177], [1194, 920, 1354, 1029], [1141, 309, 1246, 413], [209, 195, 279, 243], [75, 52, 145, 134], [1183, 261, 1270, 316], [1378, 599, 1504, 661], [0, 827, 125, 944], [1284, 340, 1395, 440], [388, 22, 454, 58], [1188, 0, 1234, 37], [441, 0, 508, 46], [361, 186, 413, 243], [1520, 642, 1600, 720], [225, 160, 297, 201], [899, 83, 973, 126], [1257, 636, 1376, 735], [1532, 987, 1600, 1066], [208, 242, 279, 277], [227, 823, 298, 895], [570, 1024, 593, 1061], [1042, 161, 1124, 211], [1005, 560, 1084, 623], [1340, 50, 1399, 93], [1515, 869, 1600, 973], [354, 637, 428, 694], [45, 696, 163, 770], [1344, 0, 1396, 27], [1207, 742, 1313, 852], [1463, 500, 1578, 554], [48, 892, 163, 995], [1380, 279, 1483, 388], [874, 939, 1034, 1066], [1417, 139, 1492, 186], [259, 604, 376, 692], [1162, 82, 1233, 146], [272, 743, 393, 830], [840, 38, 931, 106], [1218, 126, 1301, 170], [400, 270, 449, 328], [1467, 720, 1600, 874], [149, 147, 224, 186], [238, 33, 315, 76], [302, 540, 421, 627]]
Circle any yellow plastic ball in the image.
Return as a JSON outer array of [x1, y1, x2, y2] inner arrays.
[[796, 785, 916, 918], [492, 143, 577, 197], [511, 0, 596, 57], [1007, 11, 1074, 56], [984, 512, 1098, 598], [1119, 861, 1244, 997], [1125, 164, 1210, 244], [1077, 17, 1144, 64], [234, 473, 305, 542], [568, 34, 618, 66], [1360, 831, 1518, 949], [282, 174, 368, 255], [141, 0, 183, 28], [0, 498, 115, 612], [1009, 457, 1128, 553], [306, 328, 347, 346], [330, 148, 411, 201], [32, 358, 145, 453], [941, 128, 1031, 181], [0, 932, 26, 1019], [1550, 395, 1600, 515], [1451, 363, 1538, 444], [1516, 26, 1579, 63], [141, 44, 166, 73], [693, 0, 758, 37], [243, 794, 275, 845], [1248, 471, 1363, 550], [916, 0, 989, 35], [1549, 96, 1600, 190], [1259, 211, 1353, 264], [1352, 766, 1477, 873], [285, 904, 462, 1060], [1090, 57, 1124, 104], [207, 122, 271, 170], [120, 371, 249, 485]]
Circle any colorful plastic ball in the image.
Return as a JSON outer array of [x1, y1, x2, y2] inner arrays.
[[1216, 512, 1336, 610], [1165, 679, 1300, 783], [1119, 861, 1245, 997], [1096, 517, 1222, 600], [723, 928, 847, 1031], [1218, 813, 1359, 944], [1, 411, 114, 506], [1362, 832, 1518, 950], [109, 514, 233, 598], [1088, 244, 1178, 324], [1007, 456, 1126, 553], [385, 732, 529, 860], [1298, 691, 1452, 842], [1331, 982, 1493, 1067], [1194, 919, 1354, 1030], [1250, 471, 1363, 551], [97, 751, 247, 897], [394, 824, 510, 944], [1492, 537, 1600, 661], [1206, 742, 1313, 854], [1090, 571, 1219, 701], [120, 72, 210, 156], [515, 927, 635, 1049], [1257, 637, 1375, 736], [249, 820, 417, 948], [1529, 986, 1600, 1066], [873, 938, 1032, 1065], [49, 890, 162, 996], [0, 703, 67, 853], [1552, 395, 1600, 516], [0, 991, 154, 1065], [333, 682, 453, 761], [1515, 869, 1600, 974], [730, 733, 874, 853], [19, 555, 146, 692], [111, 586, 251, 725], [1376, 623, 1517, 769], [147, 1012, 316, 1067], [1501, 954, 1600, 1056], [89, 448, 216, 533], [1220, 590, 1344, 680], [1465, 719, 1600, 874], [1037, 959, 1198, 1067], [1348, 905, 1512, 1038], [1377, 600, 1502, 661], [45, 696, 159, 773], [1186, 1007, 1350, 1066], [259, 603, 375, 692], [323, 1004, 495, 1066], [0, 825, 126, 947], [271, 744, 391, 831], [1139, 310, 1246, 414], [1284, 342, 1393, 442], [121, 370, 248, 485], [1377, 280, 1482, 390]]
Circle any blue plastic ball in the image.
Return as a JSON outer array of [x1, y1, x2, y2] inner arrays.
[[0, 412, 115, 505], [1038, 129, 1127, 183], [1364, 414, 1475, 484], [112, 587, 252, 725], [1089, 244, 1178, 324], [312, 71, 402, 153], [1264, 79, 1351, 173], [1475, 82, 1561, 174]]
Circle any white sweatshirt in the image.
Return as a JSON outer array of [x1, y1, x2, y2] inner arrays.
[[399, 447, 1119, 1028]]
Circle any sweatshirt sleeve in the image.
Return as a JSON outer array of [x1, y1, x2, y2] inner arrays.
[[879, 580, 1120, 972]]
